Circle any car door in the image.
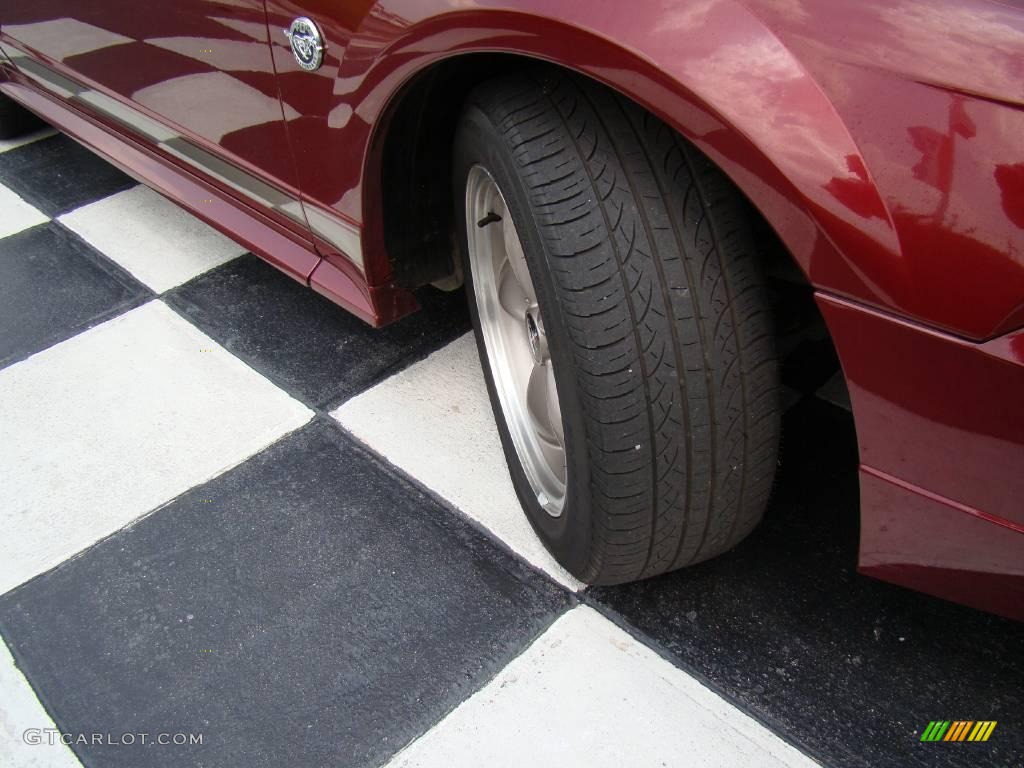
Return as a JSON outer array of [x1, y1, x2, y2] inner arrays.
[[1, 0, 315, 259]]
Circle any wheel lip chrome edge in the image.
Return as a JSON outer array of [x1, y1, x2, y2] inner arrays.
[[466, 164, 567, 517]]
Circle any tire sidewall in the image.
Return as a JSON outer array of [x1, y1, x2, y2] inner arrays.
[[453, 103, 596, 580]]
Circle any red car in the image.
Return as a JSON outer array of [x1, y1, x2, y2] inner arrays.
[[1, 0, 1021, 620]]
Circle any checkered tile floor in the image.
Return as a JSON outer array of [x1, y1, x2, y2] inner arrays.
[[1, 130, 1021, 768]]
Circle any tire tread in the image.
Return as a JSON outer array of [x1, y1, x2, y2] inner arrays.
[[468, 70, 779, 584]]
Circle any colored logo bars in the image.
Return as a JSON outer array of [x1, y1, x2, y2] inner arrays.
[[920, 721, 997, 742]]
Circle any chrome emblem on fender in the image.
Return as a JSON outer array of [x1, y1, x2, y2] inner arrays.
[[283, 17, 324, 72]]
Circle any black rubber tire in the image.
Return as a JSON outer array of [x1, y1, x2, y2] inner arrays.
[[454, 69, 780, 585], [0, 92, 45, 140]]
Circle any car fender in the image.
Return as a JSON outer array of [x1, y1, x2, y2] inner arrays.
[[355, 1, 901, 312]]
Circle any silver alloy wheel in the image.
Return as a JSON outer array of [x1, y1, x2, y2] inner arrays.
[[466, 165, 567, 516]]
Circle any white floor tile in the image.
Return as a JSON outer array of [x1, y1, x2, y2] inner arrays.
[[332, 334, 581, 590], [0, 183, 48, 239], [0, 300, 312, 594], [0, 127, 56, 154], [386, 606, 819, 768], [0, 640, 82, 768], [58, 185, 246, 292]]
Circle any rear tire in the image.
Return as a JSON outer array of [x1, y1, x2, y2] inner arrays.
[[454, 69, 779, 585], [0, 92, 45, 140]]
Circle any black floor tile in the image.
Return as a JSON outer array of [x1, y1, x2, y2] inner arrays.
[[165, 255, 471, 408], [0, 222, 152, 368], [588, 399, 1023, 768], [0, 419, 571, 768], [0, 133, 136, 216]]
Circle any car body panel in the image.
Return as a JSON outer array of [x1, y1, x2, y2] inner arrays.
[[266, 2, 377, 282], [819, 293, 1024, 621], [754, 0, 1024, 339], [820, 294, 1024, 530], [0, 64, 400, 322], [858, 467, 1023, 622], [0, 0, 317, 243], [2, 0, 1023, 617], [0, 74, 324, 282]]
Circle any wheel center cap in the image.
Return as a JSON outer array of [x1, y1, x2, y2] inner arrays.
[[526, 311, 546, 364]]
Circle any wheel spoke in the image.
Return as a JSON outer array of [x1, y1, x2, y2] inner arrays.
[[544, 364, 564, 448], [502, 213, 536, 306], [528, 362, 569, 460], [497, 258, 528, 320], [539, 364, 566, 482], [526, 363, 565, 479]]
